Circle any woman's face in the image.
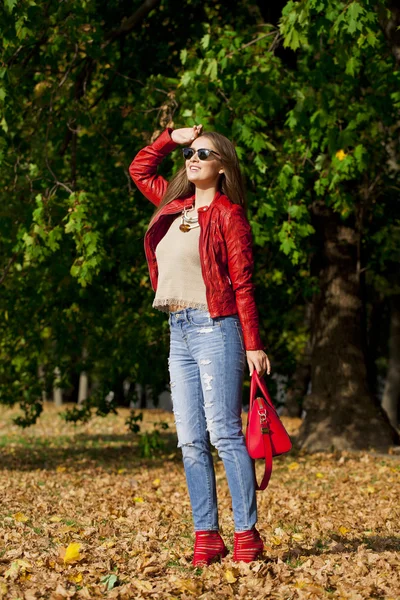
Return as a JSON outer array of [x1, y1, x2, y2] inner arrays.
[[185, 136, 224, 188]]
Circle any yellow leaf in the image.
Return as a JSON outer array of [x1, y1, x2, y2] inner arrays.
[[224, 569, 238, 583], [366, 485, 376, 494], [56, 466, 66, 473], [4, 562, 19, 580], [292, 533, 304, 542], [271, 536, 282, 546], [288, 462, 299, 470], [118, 468, 126, 474], [13, 512, 29, 523], [152, 478, 161, 488], [295, 580, 307, 589], [50, 516, 63, 523], [335, 149, 347, 161], [315, 472, 324, 478], [68, 572, 83, 584], [338, 526, 350, 535], [133, 497, 144, 503], [63, 542, 82, 564]]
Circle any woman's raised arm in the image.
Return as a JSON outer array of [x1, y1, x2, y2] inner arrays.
[[129, 128, 177, 206], [129, 125, 202, 206]]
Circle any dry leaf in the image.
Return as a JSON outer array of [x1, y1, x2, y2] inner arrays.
[[224, 568, 238, 583], [63, 542, 82, 564], [288, 462, 299, 470], [13, 512, 29, 523], [68, 572, 83, 584]]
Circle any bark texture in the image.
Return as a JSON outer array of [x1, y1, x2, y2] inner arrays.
[[297, 203, 398, 451], [283, 305, 312, 417]]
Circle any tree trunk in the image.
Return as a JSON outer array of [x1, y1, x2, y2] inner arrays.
[[78, 348, 89, 405], [382, 295, 400, 428], [297, 203, 398, 451], [53, 367, 63, 407], [283, 305, 312, 417]]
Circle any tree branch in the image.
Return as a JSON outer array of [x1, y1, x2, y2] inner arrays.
[[103, 0, 161, 46]]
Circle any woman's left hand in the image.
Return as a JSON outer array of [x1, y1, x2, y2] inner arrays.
[[246, 350, 271, 377]]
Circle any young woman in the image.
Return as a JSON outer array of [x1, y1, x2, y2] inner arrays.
[[129, 124, 270, 566]]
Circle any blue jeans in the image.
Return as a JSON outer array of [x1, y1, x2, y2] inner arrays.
[[168, 307, 257, 532]]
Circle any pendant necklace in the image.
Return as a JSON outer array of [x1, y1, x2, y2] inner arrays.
[[179, 204, 199, 232]]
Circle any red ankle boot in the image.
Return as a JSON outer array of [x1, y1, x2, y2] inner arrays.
[[233, 527, 264, 562], [192, 530, 228, 566]]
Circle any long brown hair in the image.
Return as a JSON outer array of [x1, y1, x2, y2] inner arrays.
[[147, 131, 247, 231]]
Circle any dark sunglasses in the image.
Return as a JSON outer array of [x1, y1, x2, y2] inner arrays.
[[182, 147, 221, 161]]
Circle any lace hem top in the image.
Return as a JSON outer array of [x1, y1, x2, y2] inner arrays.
[[152, 212, 208, 313]]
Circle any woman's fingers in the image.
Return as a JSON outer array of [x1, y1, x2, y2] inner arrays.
[[191, 124, 203, 140], [247, 353, 271, 377], [171, 125, 203, 145]]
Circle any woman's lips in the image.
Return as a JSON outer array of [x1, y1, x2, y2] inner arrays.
[[189, 165, 201, 171]]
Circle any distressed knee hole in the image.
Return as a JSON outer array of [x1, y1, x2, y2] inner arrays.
[[199, 358, 212, 365], [202, 372, 213, 391]]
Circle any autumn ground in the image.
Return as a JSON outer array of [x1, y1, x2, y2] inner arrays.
[[0, 404, 399, 600]]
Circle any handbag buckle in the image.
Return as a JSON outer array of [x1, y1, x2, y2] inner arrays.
[[261, 426, 270, 434], [258, 408, 267, 422]]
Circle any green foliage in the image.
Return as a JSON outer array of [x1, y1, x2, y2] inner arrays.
[[138, 421, 169, 458], [125, 410, 143, 434]]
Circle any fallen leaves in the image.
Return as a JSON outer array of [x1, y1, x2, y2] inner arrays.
[[62, 542, 82, 565], [0, 403, 399, 599], [12, 512, 29, 523]]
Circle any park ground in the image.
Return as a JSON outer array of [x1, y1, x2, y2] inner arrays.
[[0, 404, 399, 600]]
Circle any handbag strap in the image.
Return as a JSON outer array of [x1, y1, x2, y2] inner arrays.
[[250, 371, 274, 491]]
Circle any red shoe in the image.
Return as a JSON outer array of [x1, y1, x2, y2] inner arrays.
[[233, 527, 264, 562], [192, 530, 228, 566]]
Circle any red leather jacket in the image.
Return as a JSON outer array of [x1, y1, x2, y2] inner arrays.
[[129, 128, 264, 351]]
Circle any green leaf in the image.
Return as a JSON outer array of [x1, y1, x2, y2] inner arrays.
[[4, 0, 18, 13], [201, 34, 210, 50], [204, 58, 218, 81], [180, 49, 187, 65]]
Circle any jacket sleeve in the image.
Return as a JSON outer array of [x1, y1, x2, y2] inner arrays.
[[129, 128, 178, 206], [224, 204, 265, 351]]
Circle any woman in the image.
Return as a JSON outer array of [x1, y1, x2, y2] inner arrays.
[[129, 124, 270, 566]]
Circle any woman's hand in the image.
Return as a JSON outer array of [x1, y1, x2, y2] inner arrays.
[[171, 124, 203, 145], [246, 350, 271, 378]]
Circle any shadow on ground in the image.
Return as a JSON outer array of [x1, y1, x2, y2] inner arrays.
[[281, 535, 400, 558], [0, 431, 183, 472]]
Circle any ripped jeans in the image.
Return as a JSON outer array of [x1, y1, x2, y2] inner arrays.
[[168, 307, 257, 532]]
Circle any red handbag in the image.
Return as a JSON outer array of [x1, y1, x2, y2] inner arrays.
[[245, 371, 292, 490]]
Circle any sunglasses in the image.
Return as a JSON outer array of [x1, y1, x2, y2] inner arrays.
[[182, 147, 221, 161]]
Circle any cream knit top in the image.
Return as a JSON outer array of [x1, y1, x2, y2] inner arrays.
[[152, 213, 208, 313]]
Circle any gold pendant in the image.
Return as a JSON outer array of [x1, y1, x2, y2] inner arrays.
[[179, 223, 191, 232]]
